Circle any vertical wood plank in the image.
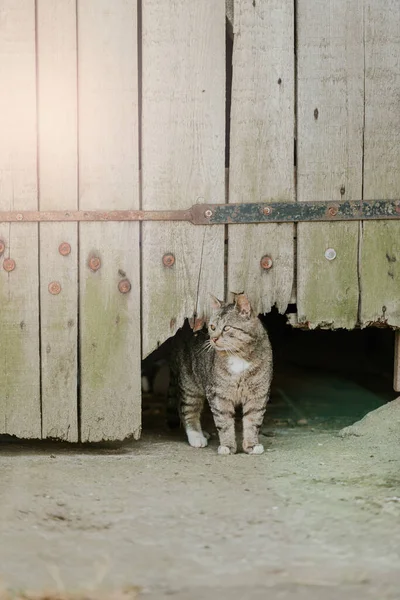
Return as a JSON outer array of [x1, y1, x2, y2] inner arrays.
[[78, 0, 141, 442], [296, 0, 364, 328], [37, 0, 78, 441], [228, 0, 295, 315], [0, 0, 40, 437], [141, 0, 225, 357], [360, 0, 400, 327]]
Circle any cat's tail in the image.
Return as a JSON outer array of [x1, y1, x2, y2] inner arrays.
[[166, 365, 180, 429]]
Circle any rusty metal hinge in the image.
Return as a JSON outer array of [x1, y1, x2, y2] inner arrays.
[[0, 200, 400, 224]]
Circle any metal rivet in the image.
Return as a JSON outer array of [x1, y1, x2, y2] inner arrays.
[[262, 206, 272, 216], [325, 248, 337, 261], [59, 242, 71, 256], [162, 253, 175, 268], [0, 240, 5, 256], [260, 255, 273, 270], [3, 258, 15, 272], [16, 213, 23, 221], [89, 256, 101, 271], [118, 279, 131, 294], [328, 206, 338, 217], [48, 281, 61, 295], [204, 209, 213, 218]]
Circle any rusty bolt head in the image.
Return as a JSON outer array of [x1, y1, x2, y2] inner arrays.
[[0, 240, 5, 256], [48, 281, 62, 295], [3, 258, 15, 272], [16, 213, 23, 221], [59, 242, 71, 256], [118, 279, 131, 294], [328, 206, 338, 217], [260, 255, 273, 270], [262, 206, 272, 216], [162, 253, 175, 268], [204, 209, 213, 219], [89, 256, 101, 272]]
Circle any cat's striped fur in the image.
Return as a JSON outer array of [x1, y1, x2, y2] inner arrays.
[[168, 293, 273, 455]]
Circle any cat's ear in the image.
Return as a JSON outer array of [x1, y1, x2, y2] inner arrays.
[[209, 293, 224, 310], [234, 293, 252, 317]]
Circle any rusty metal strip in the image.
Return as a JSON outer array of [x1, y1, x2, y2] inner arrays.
[[1, 200, 400, 224], [0, 209, 193, 223]]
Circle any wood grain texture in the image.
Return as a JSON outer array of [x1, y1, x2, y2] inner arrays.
[[141, 0, 225, 357], [0, 0, 40, 437], [296, 0, 364, 328], [37, 0, 78, 441], [78, 0, 141, 442], [227, 0, 295, 315], [360, 0, 400, 327]]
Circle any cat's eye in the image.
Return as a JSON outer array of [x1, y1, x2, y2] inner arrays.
[[210, 324, 216, 331], [223, 326, 230, 332]]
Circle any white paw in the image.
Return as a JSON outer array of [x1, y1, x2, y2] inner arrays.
[[187, 431, 208, 448], [218, 445, 231, 455], [249, 444, 264, 455]]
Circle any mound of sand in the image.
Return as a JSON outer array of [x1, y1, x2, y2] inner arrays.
[[339, 397, 400, 441]]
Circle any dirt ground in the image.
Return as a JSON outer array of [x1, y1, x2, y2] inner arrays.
[[1, 390, 400, 600]]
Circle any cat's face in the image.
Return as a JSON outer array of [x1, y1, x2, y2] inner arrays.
[[207, 294, 256, 354]]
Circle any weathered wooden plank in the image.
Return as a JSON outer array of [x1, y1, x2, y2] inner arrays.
[[360, 0, 400, 328], [37, 0, 78, 441], [78, 0, 141, 442], [296, 0, 364, 328], [227, 0, 295, 315], [0, 0, 40, 438], [141, 0, 225, 357]]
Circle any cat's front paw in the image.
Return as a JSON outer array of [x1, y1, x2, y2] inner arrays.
[[244, 443, 264, 455], [187, 431, 208, 448], [217, 445, 236, 455]]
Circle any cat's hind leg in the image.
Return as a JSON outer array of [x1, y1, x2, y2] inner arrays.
[[180, 393, 208, 448]]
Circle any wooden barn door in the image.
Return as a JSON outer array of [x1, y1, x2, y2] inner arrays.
[[0, 0, 141, 442]]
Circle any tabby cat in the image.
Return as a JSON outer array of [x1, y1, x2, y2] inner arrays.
[[168, 293, 273, 455]]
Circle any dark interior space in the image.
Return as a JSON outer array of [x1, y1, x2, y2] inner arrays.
[[141, 311, 396, 439]]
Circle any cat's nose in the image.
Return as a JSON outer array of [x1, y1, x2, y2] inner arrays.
[[212, 335, 220, 342]]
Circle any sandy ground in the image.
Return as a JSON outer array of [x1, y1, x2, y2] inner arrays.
[[1, 394, 400, 600]]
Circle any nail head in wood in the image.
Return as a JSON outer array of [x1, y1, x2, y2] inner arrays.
[[89, 256, 101, 272], [162, 253, 175, 268], [3, 258, 15, 272], [118, 279, 131, 294], [59, 242, 71, 256], [48, 281, 62, 295], [260, 255, 273, 270]]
